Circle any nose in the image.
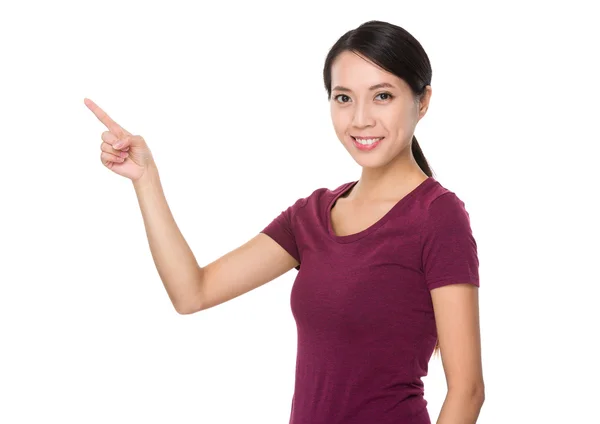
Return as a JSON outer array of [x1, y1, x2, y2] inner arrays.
[[351, 101, 375, 128]]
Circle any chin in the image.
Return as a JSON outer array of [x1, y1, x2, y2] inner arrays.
[[340, 139, 391, 169], [353, 156, 391, 170]]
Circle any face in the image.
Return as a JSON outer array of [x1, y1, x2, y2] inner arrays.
[[329, 50, 431, 169]]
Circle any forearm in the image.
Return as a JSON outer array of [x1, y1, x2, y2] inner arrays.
[[132, 161, 203, 313], [436, 387, 484, 424]]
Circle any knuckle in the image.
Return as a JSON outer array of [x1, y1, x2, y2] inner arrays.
[[101, 131, 113, 142], [101, 142, 115, 153]]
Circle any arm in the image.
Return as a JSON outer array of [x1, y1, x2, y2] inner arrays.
[[133, 162, 298, 314], [431, 283, 485, 424]]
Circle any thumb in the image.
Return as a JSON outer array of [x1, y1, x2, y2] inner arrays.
[[113, 135, 145, 150]]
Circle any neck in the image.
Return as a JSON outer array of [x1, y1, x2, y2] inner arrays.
[[350, 149, 429, 202]]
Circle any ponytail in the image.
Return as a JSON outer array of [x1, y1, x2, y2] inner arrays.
[[411, 135, 433, 178]]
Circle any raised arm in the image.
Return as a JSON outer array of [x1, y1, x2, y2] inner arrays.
[[134, 169, 298, 314], [133, 151, 298, 314], [85, 98, 298, 315]]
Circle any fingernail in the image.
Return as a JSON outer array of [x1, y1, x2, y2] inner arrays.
[[114, 142, 123, 149]]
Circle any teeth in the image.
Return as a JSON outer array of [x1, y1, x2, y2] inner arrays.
[[354, 137, 382, 145]]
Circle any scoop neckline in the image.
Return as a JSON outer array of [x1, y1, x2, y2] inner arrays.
[[326, 177, 435, 244]]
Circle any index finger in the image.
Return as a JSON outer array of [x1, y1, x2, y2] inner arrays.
[[84, 98, 130, 136]]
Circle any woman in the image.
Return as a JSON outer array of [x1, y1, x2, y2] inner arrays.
[[85, 20, 484, 424]]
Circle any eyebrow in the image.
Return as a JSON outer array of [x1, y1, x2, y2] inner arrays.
[[332, 82, 396, 92]]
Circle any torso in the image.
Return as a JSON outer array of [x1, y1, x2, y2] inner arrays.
[[260, 175, 470, 423]]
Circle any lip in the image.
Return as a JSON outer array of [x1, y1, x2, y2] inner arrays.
[[351, 136, 384, 151]]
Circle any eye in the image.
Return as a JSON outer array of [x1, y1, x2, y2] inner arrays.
[[334, 94, 351, 103], [375, 92, 394, 101]]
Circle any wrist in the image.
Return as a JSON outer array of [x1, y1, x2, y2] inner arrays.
[[133, 160, 160, 189]]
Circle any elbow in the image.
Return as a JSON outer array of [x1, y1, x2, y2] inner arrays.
[[449, 382, 485, 404], [473, 386, 486, 406], [473, 381, 485, 404], [173, 294, 204, 315], [470, 387, 485, 407], [171, 272, 206, 315], [175, 305, 193, 315], [168, 286, 203, 315], [175, 301, 203, 315]]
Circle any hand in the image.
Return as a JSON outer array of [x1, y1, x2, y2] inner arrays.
[[85, 98, 154, 181]]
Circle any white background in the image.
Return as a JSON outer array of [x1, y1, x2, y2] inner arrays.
[[1, 1, 598, 423]]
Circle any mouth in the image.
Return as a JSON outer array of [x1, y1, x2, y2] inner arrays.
[[351, 136, 385, 151]]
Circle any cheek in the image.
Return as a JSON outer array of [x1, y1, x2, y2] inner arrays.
[[386, 107, 415, 137], [330, 108, 350, 135]]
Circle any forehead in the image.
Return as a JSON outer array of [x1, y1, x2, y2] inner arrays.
[[330, 50, 405, 91]]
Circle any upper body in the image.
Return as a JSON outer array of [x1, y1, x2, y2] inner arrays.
[[261, 176, 479, 424], [88, 19, 484, 424]]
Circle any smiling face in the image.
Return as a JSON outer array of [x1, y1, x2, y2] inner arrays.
[[329, 50, 430, 170]]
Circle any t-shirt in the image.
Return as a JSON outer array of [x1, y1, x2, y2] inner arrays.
[[260, 176, 480, 424]]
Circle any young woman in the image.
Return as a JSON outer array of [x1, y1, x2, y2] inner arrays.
[[86, 20, 484, 424]]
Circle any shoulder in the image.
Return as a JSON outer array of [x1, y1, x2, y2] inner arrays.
[[420, 178, 474, 234], [421, 178, 470, 214]]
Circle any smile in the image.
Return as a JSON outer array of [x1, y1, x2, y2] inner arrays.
[[351, 136, 384, 151]]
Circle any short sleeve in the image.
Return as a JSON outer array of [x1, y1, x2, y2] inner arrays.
[[261, 198, 306, 271], [421, 192, 480, 291]]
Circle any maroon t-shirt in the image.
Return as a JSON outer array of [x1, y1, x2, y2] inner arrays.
[[261, 177, 479, 424]]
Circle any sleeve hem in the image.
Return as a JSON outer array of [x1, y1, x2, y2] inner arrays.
[[428, 278, 480, 291], [260, 231, 301, 270]]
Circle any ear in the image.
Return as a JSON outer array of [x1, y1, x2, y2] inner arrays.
[[417, 85, 432, 120]]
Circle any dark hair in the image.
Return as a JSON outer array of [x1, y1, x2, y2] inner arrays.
[[323, 20, 434, 178]]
